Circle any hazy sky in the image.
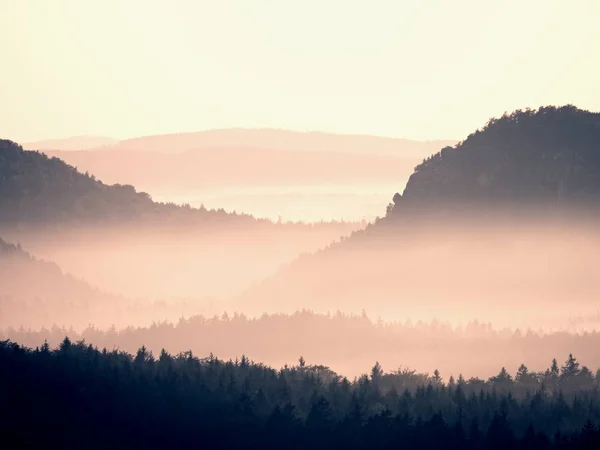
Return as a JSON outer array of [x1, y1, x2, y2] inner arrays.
[[1, 0, 599, 142]]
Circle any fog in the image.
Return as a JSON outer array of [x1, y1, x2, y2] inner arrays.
[[234, 213, 600, 331], [0, 221, 359, 301], [149, 183, 405, 222], [3, 211, 599, 364], [41, 129, 442, 222]]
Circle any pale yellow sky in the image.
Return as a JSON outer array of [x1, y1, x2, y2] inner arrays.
[[1, 0, 599, 142]]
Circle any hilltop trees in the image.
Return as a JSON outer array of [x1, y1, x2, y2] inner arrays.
[[387, 105, 600, 216], [0, 139, 262, 226]]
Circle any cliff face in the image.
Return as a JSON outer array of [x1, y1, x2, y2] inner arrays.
[[390, 106, 600, 213]]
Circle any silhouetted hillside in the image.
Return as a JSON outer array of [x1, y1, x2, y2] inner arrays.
[[0, 140, 363, 301], [389, 105, 600, 214], [236, 106, 600, 323], [0, 139, 273, 226]]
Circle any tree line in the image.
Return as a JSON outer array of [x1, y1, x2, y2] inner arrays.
[[6, 310, 600, 379], [3, 338, 600, 449]]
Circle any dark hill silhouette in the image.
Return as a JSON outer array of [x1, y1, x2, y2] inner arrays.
[[389, 105, 600, 213], [0, 139, 360, 301], [235, 106, 600, 326], [0, 139, 264, 226]]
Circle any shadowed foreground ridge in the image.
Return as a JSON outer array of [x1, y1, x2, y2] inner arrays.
[[3, 339, 600, 449]]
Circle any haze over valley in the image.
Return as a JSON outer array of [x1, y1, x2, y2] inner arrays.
[[38, 130, 454, 222], [3, 2, 600, 447], [3, 105, 600, 341]]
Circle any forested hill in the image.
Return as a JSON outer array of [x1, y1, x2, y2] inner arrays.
[[388, 105, 600, 216], [0, 237, 112, 327], [0, 237, 213, 330], [0, 139, 267, 226], [0, 237, 93, 298], [234, 106, 600, 318]]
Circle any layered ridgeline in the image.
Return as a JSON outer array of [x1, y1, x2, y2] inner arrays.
[[41, 129, 455, 190], [40, 130, 457, 223], [0, 139, 359, 301], [237, 106, 600, 327], [8, 310, 600, 380], [0, 237, 213, 330], [0, 137, 361, 230]]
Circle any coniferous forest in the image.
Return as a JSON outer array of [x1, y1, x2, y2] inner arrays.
[[3, 338, 600, 449]]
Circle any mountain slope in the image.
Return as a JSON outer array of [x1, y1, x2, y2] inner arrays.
[[235, 106, 600, 327], [0, 139, 360, 301], [0, 237, 113, 328], [390, 105, 600, 210], [0, 139, 269, 226], [0, 237, 220, 330]]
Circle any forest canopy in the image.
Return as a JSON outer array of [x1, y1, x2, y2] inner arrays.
[[3, 338, 600, 449]]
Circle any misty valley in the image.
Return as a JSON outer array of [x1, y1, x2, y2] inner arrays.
[[2, 106, 600, 449]]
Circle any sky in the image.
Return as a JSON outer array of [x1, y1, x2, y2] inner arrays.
[[1, 0, 599, 143]]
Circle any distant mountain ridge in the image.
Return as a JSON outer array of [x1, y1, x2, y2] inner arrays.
[[74, 129, 456, 157], [39, 129, 456, 196], [45, 146, 419, 190], [22, 136, 117, 151]]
